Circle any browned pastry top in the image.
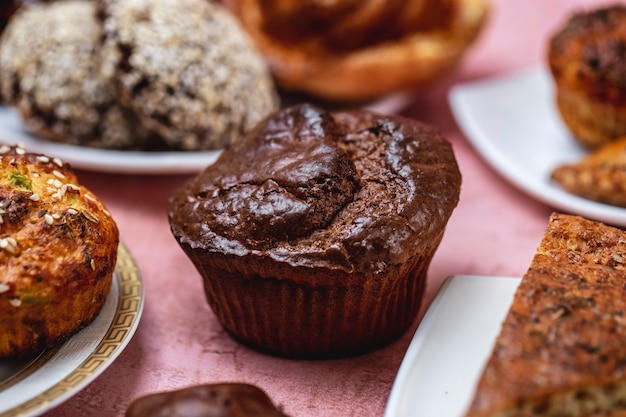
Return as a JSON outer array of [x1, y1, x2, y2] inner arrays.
[[0, 145, 119, 357], [465, 213, 626, 417], [168, 104, 461, 284], [126, 383, 289, 417], [549, 4, 626, 105]]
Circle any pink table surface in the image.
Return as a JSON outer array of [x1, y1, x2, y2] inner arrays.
[[39, 0, 616, 416]]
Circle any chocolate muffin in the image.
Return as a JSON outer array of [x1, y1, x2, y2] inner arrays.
[[548, 4, 626, 148], [168, 104, 461, 358], [126, 383, 289, 417]]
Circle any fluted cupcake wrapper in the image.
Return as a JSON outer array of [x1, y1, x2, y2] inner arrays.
[[192, 245, 438, 359]]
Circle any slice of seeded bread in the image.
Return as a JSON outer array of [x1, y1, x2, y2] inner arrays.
[[464, 213, 626, 417]]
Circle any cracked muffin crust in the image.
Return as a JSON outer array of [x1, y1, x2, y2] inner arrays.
[[97, 0, 279, 151], [549, 4, 626, 148], [0, 1, 159, 150], [0, 145, 119, 358], [168, 103, 461, 358]]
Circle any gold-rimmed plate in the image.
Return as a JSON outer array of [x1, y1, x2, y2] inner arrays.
[[0, 243, 143, 417]]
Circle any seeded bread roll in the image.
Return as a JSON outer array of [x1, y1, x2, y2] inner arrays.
[[548, 5, 626, 148], [0, 145, 119, 358], [0, 1, 161, 150], [126, 383, 290, 417], [97, 0, 279, 151], [168, 103, 461, 358]]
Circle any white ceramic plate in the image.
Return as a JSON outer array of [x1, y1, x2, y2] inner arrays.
[[449, 66, 626, 227], [0, 243, 143, 417], [384, 275, 520, 417], [0, 106, 222, 175], [0, 92, 411, 175]]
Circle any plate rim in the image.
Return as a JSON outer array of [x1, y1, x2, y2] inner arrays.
[[384, 275, 521, 417], [448, 65, 626, 227], [0, 242, 143, 417]]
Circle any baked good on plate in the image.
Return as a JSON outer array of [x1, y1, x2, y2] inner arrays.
[[97, 0, 279, 151], [0, 1, 158, 150], [0, 145, 119, 358], [464, 213, 626, 417], [126, 383, 289, 417], [551, 136, 626, 207], [548, 5, 626, 148], [168, 103, 461, 358], [220, 0, 488, 101]]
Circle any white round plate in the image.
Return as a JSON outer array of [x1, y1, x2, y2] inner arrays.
[[449, 65, 626, 227]]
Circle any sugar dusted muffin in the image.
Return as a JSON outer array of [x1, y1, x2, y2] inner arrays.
[[0, 145, 119, 358], [548, 4, 626, 148], [0, 1, 158, 150], [168, 104, 461, 358], [97, 0, 279, 151]]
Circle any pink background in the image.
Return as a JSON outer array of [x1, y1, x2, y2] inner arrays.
[[40, 0, 617, 415]]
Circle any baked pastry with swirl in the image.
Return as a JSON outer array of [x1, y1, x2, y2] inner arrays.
[[0, 145, 119, 358], [220, 0, 488, 101], [168, 103, 461, 358]]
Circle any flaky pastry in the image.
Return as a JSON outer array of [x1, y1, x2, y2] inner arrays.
[[221, 0, 488, 101], [551, 136, 626, 208]]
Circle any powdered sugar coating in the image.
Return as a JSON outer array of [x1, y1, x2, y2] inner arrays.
[[0, 1, 158, 150], [98, 0, 279, 150]]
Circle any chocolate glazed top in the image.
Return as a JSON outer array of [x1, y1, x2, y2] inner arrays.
[[168, 103, 461, 275]]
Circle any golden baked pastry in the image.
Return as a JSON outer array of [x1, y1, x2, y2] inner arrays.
[[551, 136, 626, 207], [0, 145, 119, 358], [220, 0, 488, 101], [464, 213, 626, 417], [548, 5, 626, 148]]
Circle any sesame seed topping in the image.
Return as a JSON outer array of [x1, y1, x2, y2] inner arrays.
[[67, 208, 78, 215], [0, 216, 4, 225], [15, 147, 25, 155], [37, 155, 50, 163], [29, 193, 40, 201], [84, 193, 96, 203], [0, 145, 10, 154], [9, 298, 21, 307], [44, 214, 54, 225], [51, 213, 61, 220], [0, 283, 9, 293], [0, 238, 17, 253], [52, 170, 66, 179], [90, 259, 95, 270], [81, 209, 99, 223], [53, 157, 63, 167]]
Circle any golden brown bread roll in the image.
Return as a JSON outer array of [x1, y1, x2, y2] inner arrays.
[[548, 5, 626, 148], [0, 145, 119, 358], [221, 0, 488, 101]]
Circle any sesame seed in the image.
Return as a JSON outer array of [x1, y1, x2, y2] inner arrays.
[[37, 155, 50, 163], [81, 209, 99, 223], [0, 145, 10, 154], [29, 193, 40, 201], [44, 214, 54, 225], [90, 259, 95, 270], [9, 298, 21, 307], [15, 147, 25, 155], [53, 157, 63, 167], [0, 216, 4, 225], [0, 283, 9, 293], [84, 194, 96, 203], [6, 237, 17, 247], [67, 208, 78, 215], [51, 213, 61, 220], [52, 170, 66, 179]]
